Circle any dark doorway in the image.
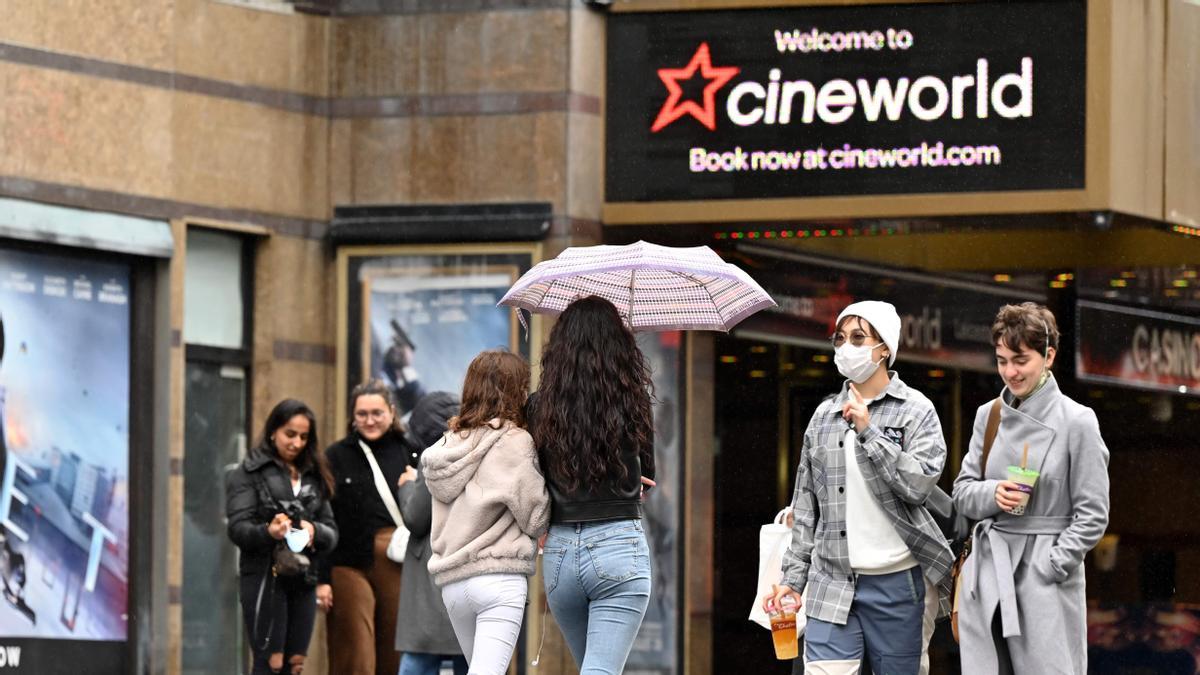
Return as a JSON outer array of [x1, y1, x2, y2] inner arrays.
[[713, 335, 994, 673]]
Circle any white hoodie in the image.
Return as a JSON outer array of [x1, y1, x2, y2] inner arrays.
[[422, 420, 550, 587]]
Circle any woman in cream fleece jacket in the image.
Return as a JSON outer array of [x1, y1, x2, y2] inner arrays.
[[422, 350, 549, 675]]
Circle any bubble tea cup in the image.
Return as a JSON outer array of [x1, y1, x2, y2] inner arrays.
[[1006, 466, 1040, 516]]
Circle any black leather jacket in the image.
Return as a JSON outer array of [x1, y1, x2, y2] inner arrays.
[[528, 394, 656, 524], [225, 449, 338, 583]]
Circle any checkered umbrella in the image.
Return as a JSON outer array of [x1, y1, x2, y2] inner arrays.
[[498, 240, 776, 332]]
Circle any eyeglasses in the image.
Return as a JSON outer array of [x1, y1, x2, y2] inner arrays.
[[830, 331, 877, 348], [354, 409, 390, 421]]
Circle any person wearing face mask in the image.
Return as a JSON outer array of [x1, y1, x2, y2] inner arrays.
[[952, 303, 1110, 674], [764, 300, 954, 675]]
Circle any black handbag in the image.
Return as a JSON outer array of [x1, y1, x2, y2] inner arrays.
[[272, 543, 310, 577]]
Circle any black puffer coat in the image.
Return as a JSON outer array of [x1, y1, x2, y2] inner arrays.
[[225, 449, 338, 585]]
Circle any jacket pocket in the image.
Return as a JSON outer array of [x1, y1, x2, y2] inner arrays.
[[1030, 542, 1060, 584]]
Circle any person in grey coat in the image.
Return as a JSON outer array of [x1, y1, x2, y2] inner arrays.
[[953, 303, 1110, 674], [395, 392, 467, 675]]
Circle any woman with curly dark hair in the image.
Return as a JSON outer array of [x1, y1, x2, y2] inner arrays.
[[528, 295, 656, 675]]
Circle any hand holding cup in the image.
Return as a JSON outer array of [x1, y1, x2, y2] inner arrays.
[[995, 481, 1024, 512]]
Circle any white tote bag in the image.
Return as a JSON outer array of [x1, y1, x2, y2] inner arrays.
[[748, 508, 807, 634]]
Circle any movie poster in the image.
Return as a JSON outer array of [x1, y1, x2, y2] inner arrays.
[[627, 331, 684, 675], [343, 248, 535, 424], [0, 248, 130, 654]]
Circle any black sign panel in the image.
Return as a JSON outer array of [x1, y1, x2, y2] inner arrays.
[[606, 1, 1086, 203], [1076, 300, 1200, 395], [733, 244, 1043, 372]]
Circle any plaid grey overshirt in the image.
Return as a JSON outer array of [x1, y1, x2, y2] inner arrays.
[[781, 373, 954, 625]]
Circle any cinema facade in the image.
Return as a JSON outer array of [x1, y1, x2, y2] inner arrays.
[[597, 1, 1200, 673]]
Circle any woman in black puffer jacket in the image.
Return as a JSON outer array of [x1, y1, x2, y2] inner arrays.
[[226, 399, 338, 675]]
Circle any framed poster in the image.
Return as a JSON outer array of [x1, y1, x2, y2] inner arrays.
[[0, 246, 131, 672], [337, 244, 540, 431]]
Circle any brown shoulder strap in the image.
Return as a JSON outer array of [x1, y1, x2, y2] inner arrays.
[[980, 397, 1003, 475]]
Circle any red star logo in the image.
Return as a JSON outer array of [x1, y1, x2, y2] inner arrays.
[[651, 43, 740, 133]]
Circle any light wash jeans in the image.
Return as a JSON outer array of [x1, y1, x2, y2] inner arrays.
[[542, 519, 652, 675], [397, 652, 468, 675], [440, 573, 528, 675]]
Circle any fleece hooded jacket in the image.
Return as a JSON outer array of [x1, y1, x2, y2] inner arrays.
[[422, 420, 550, 587]]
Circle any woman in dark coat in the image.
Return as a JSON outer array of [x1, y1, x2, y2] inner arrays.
[[320, 379, 410, 675], [395, 391, 468, 675], [226, 399, 338, 675]]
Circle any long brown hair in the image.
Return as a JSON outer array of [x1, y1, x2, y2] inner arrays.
[[531, 296, 654, 493], [449, 350, 530, 432], [258, 398, 335, 496]]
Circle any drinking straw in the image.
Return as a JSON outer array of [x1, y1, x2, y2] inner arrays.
[[1021, 442, 1030, 470]]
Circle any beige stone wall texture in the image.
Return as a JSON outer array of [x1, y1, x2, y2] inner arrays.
[[0, 3, 604, 674], [333, 9, 569, 98], [0, 0, 330, 221], [1165, 0, 1200, 228]]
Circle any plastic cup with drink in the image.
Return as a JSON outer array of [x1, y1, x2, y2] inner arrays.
[[768, 585, 800, 660], [1006, 466, 1040, 516]]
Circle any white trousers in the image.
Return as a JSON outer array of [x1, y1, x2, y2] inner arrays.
[[441, 573, 528, 675], [919, 577, 937, 675]]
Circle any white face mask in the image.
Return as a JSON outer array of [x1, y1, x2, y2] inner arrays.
[[834, 342, 887, 383]]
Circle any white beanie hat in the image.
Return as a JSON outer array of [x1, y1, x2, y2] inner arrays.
[[836, 300, 900, 366]]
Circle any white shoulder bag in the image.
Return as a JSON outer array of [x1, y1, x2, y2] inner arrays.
[[748, 508, 808, 633], [359, 439, 411, 563]]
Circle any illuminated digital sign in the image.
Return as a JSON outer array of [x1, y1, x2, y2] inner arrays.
[[606, 1, 1086, 202]]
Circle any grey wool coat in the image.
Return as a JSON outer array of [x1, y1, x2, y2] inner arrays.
[[952, 374, 1110, 674], [394, 471, 462, 655]]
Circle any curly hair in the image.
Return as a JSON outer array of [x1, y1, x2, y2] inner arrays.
[[531, 296, 654, 494], [449, 349, 530, 432]]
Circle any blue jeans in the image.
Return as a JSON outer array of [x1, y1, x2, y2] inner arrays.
[[397, 652, 468, 675], [542, 519, 652, 675]]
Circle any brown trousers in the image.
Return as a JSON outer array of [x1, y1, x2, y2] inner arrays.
[[327, 528, 403, 675]]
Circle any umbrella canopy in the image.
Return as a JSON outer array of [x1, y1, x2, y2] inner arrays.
[[498, 240, 776, 332]]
